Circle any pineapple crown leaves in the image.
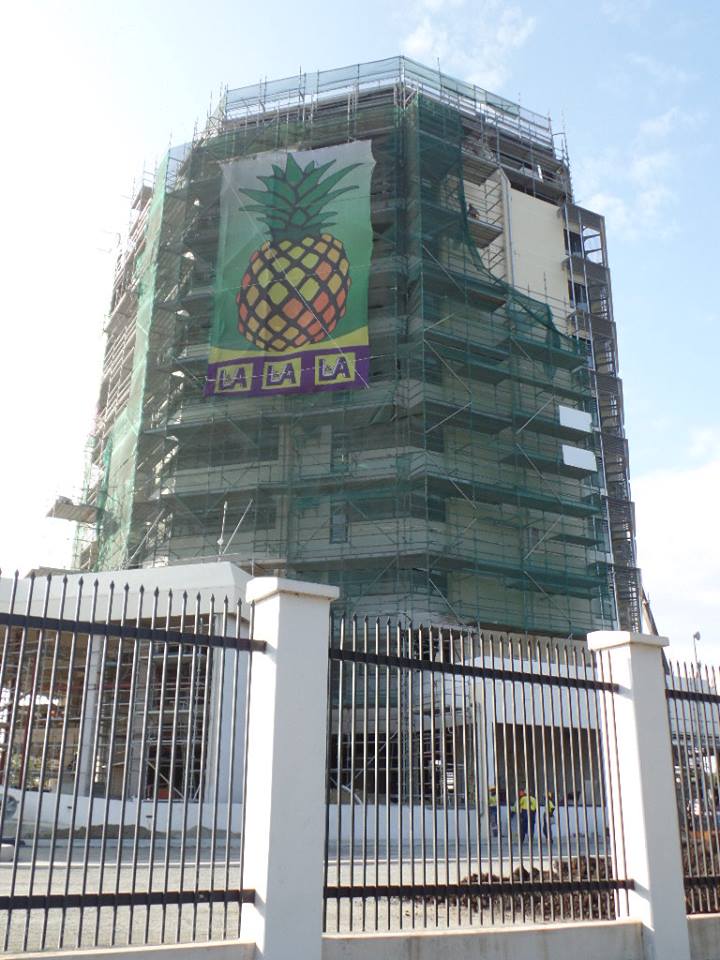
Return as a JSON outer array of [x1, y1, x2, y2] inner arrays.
[[239, 153, 360, 242]]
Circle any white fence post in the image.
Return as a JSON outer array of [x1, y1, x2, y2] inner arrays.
[[241, 576, 339, 960], [587, 630, 690, 960]]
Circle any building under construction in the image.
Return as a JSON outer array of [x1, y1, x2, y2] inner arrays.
[[65, 56, 642, 639]]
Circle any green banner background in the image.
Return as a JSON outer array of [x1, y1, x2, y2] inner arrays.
[[208, 141, 374, 371]]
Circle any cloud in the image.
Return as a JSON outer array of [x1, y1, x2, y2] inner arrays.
[[634, 452, 720, 659], [629, 149, 672, 182], [601, 0, 652, 23], [639, 107, 681, 138], [401, 0, 536, 91], [627, 53, 693, 86], [580, 94, 707, 240], [580, 54, 698, 240], [579, 190, 631, 234], [638, 106, 706, 139], [578, 145, 678, 241], [688, 427, 720, 462], [572, 99, 707, 241]]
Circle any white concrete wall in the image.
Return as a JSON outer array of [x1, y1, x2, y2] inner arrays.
[[4, 942, 255, 960], [326, 802, 605, 852], [5, 787, 243, 836], [5, 794, 596, 846], [14, 918, 720, 960], [0, 562, 251, 623], [323, 919, 643, 960], [689, 915, 720, 960], [205, 617, 248, 805], [13, 916, 720, 960], [506, 187, 571, 332]]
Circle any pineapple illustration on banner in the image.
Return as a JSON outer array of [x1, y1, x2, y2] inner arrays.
[[206, 142, 374, 398]]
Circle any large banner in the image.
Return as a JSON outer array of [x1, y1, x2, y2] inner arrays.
[[205, 141, 374, 398]]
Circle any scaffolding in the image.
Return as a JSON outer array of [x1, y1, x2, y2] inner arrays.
[[77, 56, 642, 639], [562, 203, 642, 632]]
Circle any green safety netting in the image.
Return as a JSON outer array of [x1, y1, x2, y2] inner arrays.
[[87, 77, 617, 638]]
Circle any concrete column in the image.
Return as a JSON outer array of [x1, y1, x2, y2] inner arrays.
[[76, 636, 103, 796], [206, 614, 248, 808], [587, 630, 690, 960], [241, 576, 339, 960]]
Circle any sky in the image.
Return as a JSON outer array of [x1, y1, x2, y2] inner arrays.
[[0, 0, 717, 658]]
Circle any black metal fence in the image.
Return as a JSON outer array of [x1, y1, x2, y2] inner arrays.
[[324, 618, 631, 931], [666, 659, 720, 914], [2, 573, 651, 948], [0, 572, 259, 952]]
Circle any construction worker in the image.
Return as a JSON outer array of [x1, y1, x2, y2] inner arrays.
[[543, 791, 556, 844], [488, 785, 499, 837], [512, 788, 538, 844]]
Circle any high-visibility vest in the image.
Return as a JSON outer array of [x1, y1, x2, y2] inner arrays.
[[518, 794, 538, 813], [546, 798, 556, 817], [489, 792, 498, 808]]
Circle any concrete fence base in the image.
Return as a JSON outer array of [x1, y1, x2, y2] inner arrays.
[[4, 943, 255, 960], [323, 919, 643, 960], [8, 918, 720, 960]]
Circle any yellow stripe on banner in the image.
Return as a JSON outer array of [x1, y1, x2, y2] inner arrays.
[[209, 327, 368, 364]]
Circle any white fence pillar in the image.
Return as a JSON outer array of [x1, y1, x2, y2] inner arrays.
[[588, 630, 690, 960], [241, 576, 339, 960]]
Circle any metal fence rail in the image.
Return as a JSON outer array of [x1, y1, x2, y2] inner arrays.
[[0, 572, 259, 952], [324, 618, 630, 932], [666, 660, 720, 914]]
